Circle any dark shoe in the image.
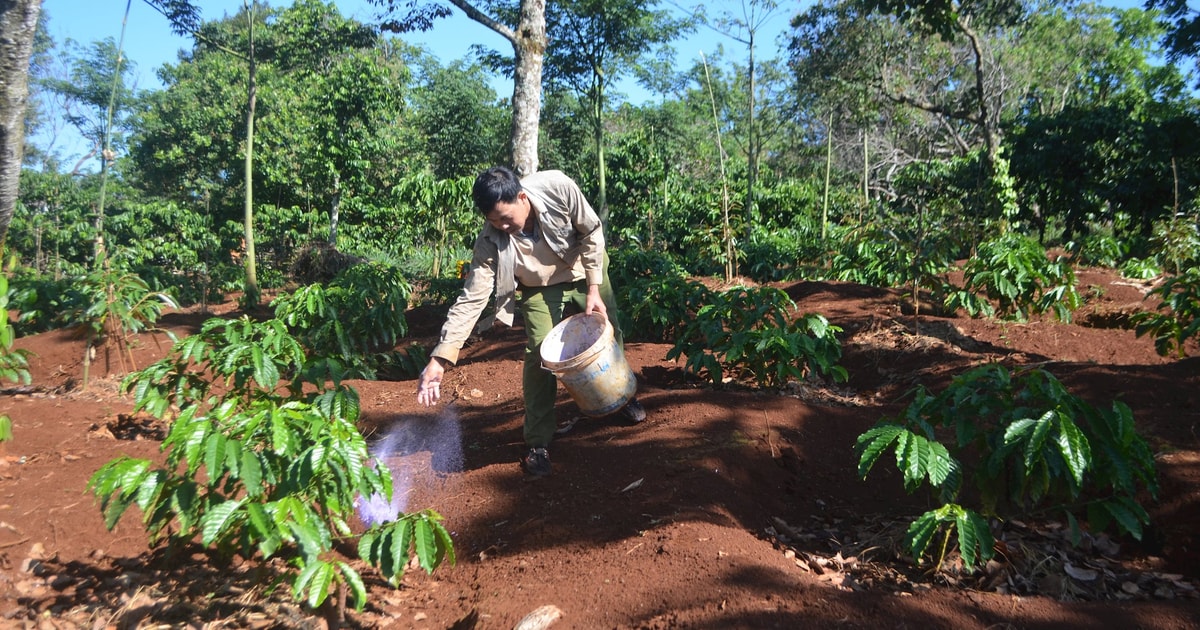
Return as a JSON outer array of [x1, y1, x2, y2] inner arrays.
[[619, 398, 646, 424], [521, 447, 551, 477]]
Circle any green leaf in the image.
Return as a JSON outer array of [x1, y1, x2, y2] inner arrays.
[[337, 561, 368, 611], [292, 560, 326, 608], [359, 529, 381, 567], [414, 517, 438, 573], [201, 498, 245, 546], [1055, 415, 1091, 488], [241, 449, 264, 497], [904, 511, 941, 564], [854, 424, 904, 478], [388, 519, 414, 580], [245, 502, 281, 557], [955, 509, 994, 569], [204, 432, 228, 484], [1097, 496, 1148, 540]]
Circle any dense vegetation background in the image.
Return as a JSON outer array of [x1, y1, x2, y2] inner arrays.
[[10, 0, 1197, 311]]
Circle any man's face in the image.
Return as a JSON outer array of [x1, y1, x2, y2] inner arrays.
[[485, 192, 533, 235]]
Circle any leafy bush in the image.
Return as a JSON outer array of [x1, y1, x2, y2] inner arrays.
[[6, 269, 85, 336], [666, 285, 847, 388], [742, 228, 806, 283], [609, 247, 685, 290], [272, 262, 411, 379], [59, 267, 178, 386], [945, 232, 1081, 322], [620, 274, 711, 344], [609, 249, 695, 343], [0, 275, 31, 387], [1133, 267, 1200, 357], [411, 277, 466, 308], [1067, 232, 1125, 268], [1120, 257, 1162, 280], [1150, 218, 1200, 275], [830, 221, 960, 313], [855, 364, 1158, 571], [91, 316, 453, 615]]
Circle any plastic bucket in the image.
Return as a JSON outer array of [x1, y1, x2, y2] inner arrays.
[[540, 312, 637, 417]]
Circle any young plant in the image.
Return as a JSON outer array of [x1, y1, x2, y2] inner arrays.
[[855, 364, 1158, 572], [62, 266, 177, 387], [830, 221, 959, 320], [620, 274, 711, 344], [1133, 267, 1200, 357], [272, 262, 411, 379], [1150, 218, 1200, 276], [0, 274, 32, 387], [666, 285, 847, 388], [91, 316, 454, 618], [1120, 257, 1162, 281], [945, 232, 1081, 322]]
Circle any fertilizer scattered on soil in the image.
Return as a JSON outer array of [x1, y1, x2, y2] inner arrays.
[[356, 408, 464, 525]]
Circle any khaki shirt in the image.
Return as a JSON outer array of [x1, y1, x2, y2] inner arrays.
[[430, 170, 605, 365]]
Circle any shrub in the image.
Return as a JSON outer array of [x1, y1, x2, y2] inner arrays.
[[1133, 267, 1200, 357], [90, 316, 453, 616], [620, 275, 711, 344], [1067, 232, 1125, 268], [6, 268, 84, 336], [945, 232, 1081, 322], [1150, 218, 1200, 275], [855, 364, 1158, 571], [272, 262, 411, 379], [666, 285, 847, 388], [61, 266, 178, 386], [1120, 257, 1162, 280]]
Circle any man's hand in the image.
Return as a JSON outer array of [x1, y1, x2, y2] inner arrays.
[[584, 284, 608, 320], [417, 357, 447, 406]]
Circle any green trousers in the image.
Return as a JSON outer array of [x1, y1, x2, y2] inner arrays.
[[518, 269, 624, 448]]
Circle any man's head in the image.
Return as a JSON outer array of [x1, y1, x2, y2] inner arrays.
[[474, 166, 533, 235]]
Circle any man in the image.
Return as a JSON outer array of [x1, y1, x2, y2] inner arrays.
[[415, 166, 646, 477]]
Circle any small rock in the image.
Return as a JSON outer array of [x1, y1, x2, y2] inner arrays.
[[514, 605, 562, 630]]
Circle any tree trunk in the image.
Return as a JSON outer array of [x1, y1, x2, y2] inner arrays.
[[746, 27, 757, 226], [508, 0, 545, 176], [0, 0, 42, 251], [242, 0, 260, 307], [447, 0, 545, 176], [93, 0, 134, 268], [593, 76, 607, 225], [329, 171, 340, 245]]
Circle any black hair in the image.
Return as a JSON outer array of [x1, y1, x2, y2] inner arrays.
[[472, 166, 523, 215]]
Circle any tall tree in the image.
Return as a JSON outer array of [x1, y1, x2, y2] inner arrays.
[[372, 0, 546, 176], [858, 0, 1027, 173], [141, 0, 272, 306], [0, 0, 43, 249], [1148, 0, 1200, 84], [701, 0, 783, 223], [542, 0, 689, 222], [410, 57, 508, 178]]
